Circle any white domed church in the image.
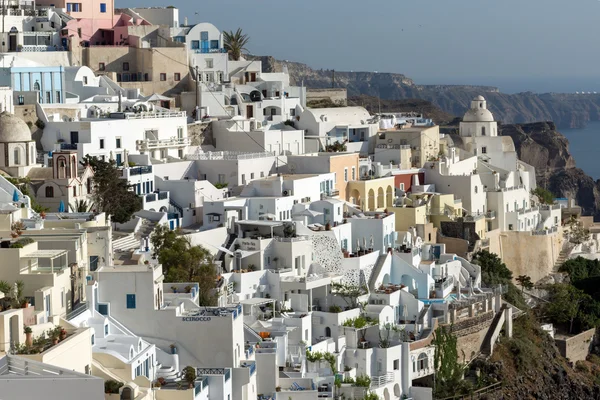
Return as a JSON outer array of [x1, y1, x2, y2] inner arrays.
[[0, 112, 37, 177], [459, 96, 498, 137]]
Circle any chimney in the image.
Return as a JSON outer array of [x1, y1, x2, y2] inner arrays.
[[184, 17, 188, 26]]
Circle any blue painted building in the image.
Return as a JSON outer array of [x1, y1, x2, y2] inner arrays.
[[0, 66, 65, 104]]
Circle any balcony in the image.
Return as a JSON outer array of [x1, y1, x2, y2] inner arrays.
[[196, 367, 231, 382], [485, 210, 496, 220], [144, 191, 169, 203], [463, 213, 485, 222], [194, 48, 227, 54], [412, 366, 434, 379], [121, 165, 153, 177], [241, 360, 256, 376], [59, 143, 78, 150], [136, 137, 190, 151]]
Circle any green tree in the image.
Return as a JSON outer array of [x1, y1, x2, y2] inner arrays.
[[331, 282, 367, 309], [559, 256, 600, 283], [432, 326, 467, 397], [516, 275, 534, 293], [545, 283, 592, 334], [151, 227, 218, 306], [82, 155, 141, 224], [223, 28, 250, 61], [471, 250, 513, 286], [69, 199, 94, 213], [532, 187, 555, 205]]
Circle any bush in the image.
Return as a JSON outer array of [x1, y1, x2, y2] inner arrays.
[[104, 380, 124, 394], [10, 238, 34, 249], [328, 305, 342, 313], [214, 182, 228, 189], [532, 187, 555, 205], [34, 119, 45, 130]]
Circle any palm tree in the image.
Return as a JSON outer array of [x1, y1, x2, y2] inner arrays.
[[223, 28, 250, 61], [69, 199, 94, 213]]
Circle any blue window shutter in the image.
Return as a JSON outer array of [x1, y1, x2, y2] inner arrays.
[[126, 294, 136, 309], [100, 3, 106, 12], [200, 31, 208, 40]]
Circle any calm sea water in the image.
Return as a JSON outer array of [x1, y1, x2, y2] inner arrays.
[[560, 121, 600, 180]]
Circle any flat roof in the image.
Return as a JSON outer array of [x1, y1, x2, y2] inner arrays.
[[241, 298, 275, 306], [237, 220, 284, 227], [21, 249, 68, 259], [263, 174, 317, 181]]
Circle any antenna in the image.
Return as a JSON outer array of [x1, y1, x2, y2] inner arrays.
[[332, 69, 335, 88]]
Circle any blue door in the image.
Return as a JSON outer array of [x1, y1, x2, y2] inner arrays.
[[45, 294, 51, 317], [115, 154, 122, 166], [169, 220, 175, 230]]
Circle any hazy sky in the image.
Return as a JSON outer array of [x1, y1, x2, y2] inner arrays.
[[118, 0, 600, 91]]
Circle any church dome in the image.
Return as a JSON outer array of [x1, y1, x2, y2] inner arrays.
[[463, 108, 495, 122], [0, 112, 32, 142]]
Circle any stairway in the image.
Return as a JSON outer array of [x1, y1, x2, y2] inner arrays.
[[481, 307, 506, 356], [217, 233, 238, 266], [417, 304, 430, 325], [368, 253, 389, 291], [136, 219, 157, 241], [113, 234, 141, 252], [554, 246, 572, 270]]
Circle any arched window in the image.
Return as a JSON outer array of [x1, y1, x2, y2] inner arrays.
[[13, 148, 20, 165], [33, 81, 40, 91], [481, 126, 486, 136], [45, 186, 54, 198], [479, 102, 483, 108]]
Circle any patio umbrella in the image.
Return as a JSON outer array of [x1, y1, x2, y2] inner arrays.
[[58, 200, 65, 213], [12, 189, 18, 202]]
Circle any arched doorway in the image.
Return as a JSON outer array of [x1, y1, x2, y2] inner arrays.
[[377, 187, 384, 209], [417, 352, 429, 371], [8, 27, 18, 52], [384, 388, 390, 400], [9, 315, 19, 348], [325, 327, 331, 337], [350, 189, 361, 208], [368, 189, 375, 211], [394, 383, 401, 397], [121, 386, 133, 400], [386, 186, 393, 207]]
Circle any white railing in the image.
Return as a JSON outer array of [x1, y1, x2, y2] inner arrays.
[[137, 137, 190, 150], [532, 226, 558, 236], [273, 235, 310, 243], [370, 372, 395, 388], [188, 150, 276, 161], [124, 111, 186, 119], [412, 367, 434, 379]]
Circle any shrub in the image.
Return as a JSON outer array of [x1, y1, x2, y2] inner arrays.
[[214, 182, 228, 189], [104, 380, 124, 394], [34, 119, 45, 130], [328, 305, 342, 313]]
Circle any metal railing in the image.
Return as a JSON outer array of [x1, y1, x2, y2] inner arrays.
[[532, 226, 558, 236], [370, 372, 395, 388], [188, 150, 275, 161], [194, 48, 227, 54], [273, 235, 310, 243], [137, 137, 189, 150], [128, 166, 153, 176], [485, 210, 496, 219], [65, 302, 87, 321], [60, 143, 77, 150], [125, 111, 186, 119]]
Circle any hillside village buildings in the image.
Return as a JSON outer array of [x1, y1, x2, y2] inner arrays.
[[0, 3, 579, 400]]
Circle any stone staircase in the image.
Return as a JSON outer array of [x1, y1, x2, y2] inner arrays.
[[368, 253, 389, 291], [113, 234, 140, 252], [481, 307, 507, 356], [554, 244, 574, 270]]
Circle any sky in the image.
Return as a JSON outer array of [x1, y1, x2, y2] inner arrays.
[[118, 0, 600, 93]]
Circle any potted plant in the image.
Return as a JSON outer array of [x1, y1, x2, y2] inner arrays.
[[184, 285, 192, 293], [24, 326, 32, 347], [48, 328, 59, 345], [157, 377, 166, 386], [325, 222, 331, 231], [183, 366, 196, 388], [171, 286, 177, 293], [59, 326, 67, 340], [40, 211, 46, 219], [170, 343, 177, 354], [276, 387, 281, 392]]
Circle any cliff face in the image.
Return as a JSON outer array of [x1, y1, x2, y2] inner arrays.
[[253, 55, 600, 128], [499, 122, 600, 218]]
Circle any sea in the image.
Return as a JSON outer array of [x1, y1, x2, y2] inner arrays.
[[560, 121, 600, 180]]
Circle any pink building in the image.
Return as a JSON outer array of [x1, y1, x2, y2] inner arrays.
[[36, 0, 117, 45]]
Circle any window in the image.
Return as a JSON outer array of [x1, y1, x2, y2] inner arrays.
[[126, 294, 136, 309], [116, 73, 121, 82], [56, 91, 61, 103], [394, 359, 400, 370], [122, 62, 129, 71], [260, 171, 264, 178], [13, 148, 19, 165], [351, 166, 356, 180], [91, 334, 95, 345], [290, 108, 296, 117], [61, 288, 64, 307], [116, 138, 121, 148], [481, 146, 487, 154], [206, 59, 213, 68], [46, 91, 51, 103], [99, 139, 104, 149], [174, 72, 181, 81], [241, 174, 246, 185], [210, 40, 219, 49], [251, 173, 254, 179], [191, 40, 199, 49], [73, 186, 77, 197], [45, 186, 54, 198], [344, 168, 348, 182], [100, 2, 106, 12], [160, 73, 166, 81], [178, 149, 183, 158], [400, 183, 405, 191], [482, 126, 486, 136], [217, 72, 223, 83], [104, 324, 108, 334], [77, 28, 81, 38], [474, 186, 478, 194]]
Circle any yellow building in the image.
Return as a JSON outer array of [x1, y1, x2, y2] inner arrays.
[[348, 176, 395, 211], [374, 126, 440, 168]]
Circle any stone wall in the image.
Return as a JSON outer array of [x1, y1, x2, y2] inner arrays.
[[306, 88, 347, 104], [440, 220, 479, 245], [497, 230, 563, 283], [555, 328, 596, 363], [455, 320, 491, 363], [437, 234, 468, 258], [187, 122, 213, 147]]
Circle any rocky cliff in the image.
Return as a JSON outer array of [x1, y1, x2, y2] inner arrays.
[[252, 55, 600, 128], [499, 122, 600, 218]]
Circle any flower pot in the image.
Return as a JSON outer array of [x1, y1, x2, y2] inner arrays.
[[25, 332, 33, 347], [52, 338, 59, 345], [60, 330, 67, 340]]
